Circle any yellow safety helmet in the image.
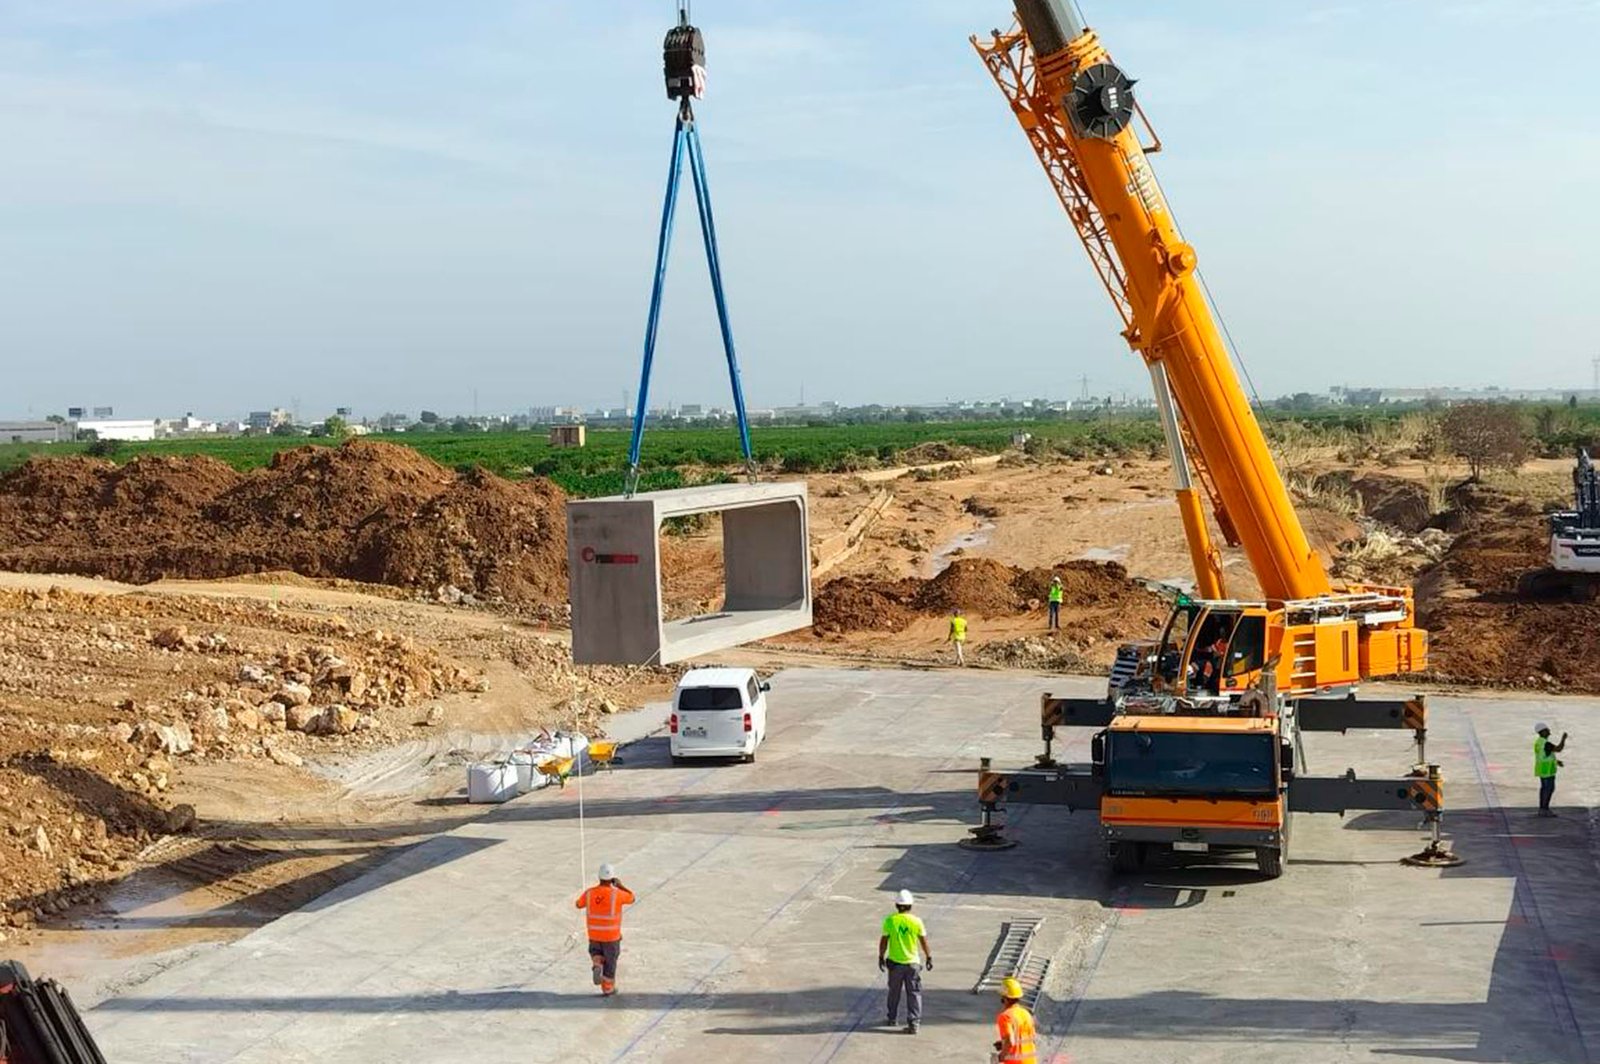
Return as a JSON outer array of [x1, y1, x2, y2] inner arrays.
[[999, 977, 1024, 1000]]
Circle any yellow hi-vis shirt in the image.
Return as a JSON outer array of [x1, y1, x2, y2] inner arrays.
[[949, 615, 968, 641], [882, 911, 926, 964]]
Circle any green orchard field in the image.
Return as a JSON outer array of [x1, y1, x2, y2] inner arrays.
[[0, 419, 1169, 497], [6, 403, 1595, 498]]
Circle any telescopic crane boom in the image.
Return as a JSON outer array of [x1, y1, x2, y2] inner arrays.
[[965, 3, 1455, 874], [976, 1, 1426, 694]]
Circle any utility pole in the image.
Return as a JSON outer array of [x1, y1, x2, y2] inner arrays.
[[1592, 355, 1599, 398], [1078, 374, 1090, 401]]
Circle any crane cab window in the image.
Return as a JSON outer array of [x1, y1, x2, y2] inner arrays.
[[1226, 615, 1267, 678], [1192, 611, 1240, 694], [1156, 605, 1200, 684]]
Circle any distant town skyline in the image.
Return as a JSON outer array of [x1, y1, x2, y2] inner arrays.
[[3, 1, 1598, 413]]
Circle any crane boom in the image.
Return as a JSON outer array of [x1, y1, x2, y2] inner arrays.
[[982, 2, 1328, 601], [964, 2, 1452, 877]]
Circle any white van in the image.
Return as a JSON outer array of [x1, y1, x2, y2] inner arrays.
[[669, 667, 770, 763]]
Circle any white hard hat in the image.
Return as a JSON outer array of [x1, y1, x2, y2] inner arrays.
[[599, 863, 615, 880], [896, 889, 915, 906], [1535, 722, 1550, 734]]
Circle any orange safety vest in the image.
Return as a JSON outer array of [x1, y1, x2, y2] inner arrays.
[[996, 1003, 1037, 1064], [576, 883, 635, 943]]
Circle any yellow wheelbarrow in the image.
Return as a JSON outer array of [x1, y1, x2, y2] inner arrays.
[[536, 755, 576, 788], [588, 741, 622, 772]]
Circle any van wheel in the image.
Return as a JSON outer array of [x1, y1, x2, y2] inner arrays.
[[1255, 846, 1284, 879], [742, 751, 757, 764]]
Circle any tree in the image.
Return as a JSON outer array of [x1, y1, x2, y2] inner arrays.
[[1441, 402, 1528, 480], [450, 417, 475, 433], [419, 410, 440, 425], [323, 415, 349, 439], [270, 422, 298, 437]]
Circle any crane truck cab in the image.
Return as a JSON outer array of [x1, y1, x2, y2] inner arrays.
[[1093, 713, 1289, 877]]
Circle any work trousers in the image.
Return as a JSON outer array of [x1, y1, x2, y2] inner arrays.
[[953, 641, 965, 666], [589, 939, 621, 980], [1048, 602, 1060, 629], [1539, 775, 1556, 812], [886, 961, 922, 1026]]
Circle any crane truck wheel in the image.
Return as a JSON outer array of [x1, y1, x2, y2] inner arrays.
[[1255, 846, 1284, 879]]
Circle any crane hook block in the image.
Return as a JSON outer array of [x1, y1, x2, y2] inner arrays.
[[1068, 62, 1137, 139], [665, 23, 706, 101]]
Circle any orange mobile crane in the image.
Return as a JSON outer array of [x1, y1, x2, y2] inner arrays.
[[964, 1, 1456, 876]]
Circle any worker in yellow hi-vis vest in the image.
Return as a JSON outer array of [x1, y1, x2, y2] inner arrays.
[[946, 608, 967, 666], [1047, 575, 1063, 631], [1535, 722, 1568, 817]]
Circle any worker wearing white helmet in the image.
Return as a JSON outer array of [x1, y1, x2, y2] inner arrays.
[[877, 888, 934, 1034], [575, 863, 636, 995], [1534, 722, 1569, 818]]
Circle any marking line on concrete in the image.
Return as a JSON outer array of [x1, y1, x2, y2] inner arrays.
[[1462, 715, 1588, 1058]]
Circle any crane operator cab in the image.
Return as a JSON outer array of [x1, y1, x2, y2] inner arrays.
[[1150, 600, 1269, 704]]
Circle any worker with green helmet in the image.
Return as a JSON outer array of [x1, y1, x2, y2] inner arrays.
[[1534, 722, 1568, 817], [993, 977, 1037, 1063]]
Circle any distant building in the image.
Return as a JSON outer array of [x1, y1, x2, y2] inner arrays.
[[76, 418, 158, 442], [168, 414, 217, 435], [0, 420, 72, 444], [549, 424, 587, 448], [247, 408, 292, 431], [530, 405, 582, 424]]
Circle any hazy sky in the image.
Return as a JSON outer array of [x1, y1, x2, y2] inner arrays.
[[3, 0, 1598, 419]]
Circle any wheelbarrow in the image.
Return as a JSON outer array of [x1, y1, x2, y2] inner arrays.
[[536, 755, 576, 788], [588, 741, 622, 772]]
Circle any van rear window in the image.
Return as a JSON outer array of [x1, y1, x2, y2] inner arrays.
[[678, 686, 742, 711]]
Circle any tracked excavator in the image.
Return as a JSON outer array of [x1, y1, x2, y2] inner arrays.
[[964, 1, 1455, 876], [1518, 449, 1600, 601]]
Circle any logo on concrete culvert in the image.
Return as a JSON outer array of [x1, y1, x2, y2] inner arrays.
[[581, 547, 640, 565]]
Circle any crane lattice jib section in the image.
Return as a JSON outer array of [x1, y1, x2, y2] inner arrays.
[[974, 29, 1237, 549], [974, 30, 1132, 331]]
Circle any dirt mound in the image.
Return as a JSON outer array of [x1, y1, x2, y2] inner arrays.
[[209, 441, 453, 533], [812, 575, 919, 635], [916, 558, 1024, 615], [0, 442, 569, 606], [1014, 559, 1143, 607], [897, 442, 976, 465], [814, 558, 1165, 636], [355, 469, 568, 603], [1414, 482, 1600, 692]]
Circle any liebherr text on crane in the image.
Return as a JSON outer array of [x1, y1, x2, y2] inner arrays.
[[965, 0, 1457, 876]]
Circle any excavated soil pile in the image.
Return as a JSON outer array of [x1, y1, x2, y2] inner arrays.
[[0, 583, 481, 923], [0, 442, 569, 606], [813, 558, 1165, 637], [1417, 484, 1600, 692]]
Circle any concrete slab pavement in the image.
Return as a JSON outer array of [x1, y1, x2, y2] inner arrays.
[[86, 670, 1600, 1063]]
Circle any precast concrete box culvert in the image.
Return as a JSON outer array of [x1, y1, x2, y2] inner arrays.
[[566, 482, 812, 665]]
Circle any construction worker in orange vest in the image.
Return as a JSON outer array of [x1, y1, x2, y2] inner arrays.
[[575, 863, 636, 996], [993, 977, 1037, 1063]]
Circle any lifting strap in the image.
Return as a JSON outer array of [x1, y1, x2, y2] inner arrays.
[[626, 98, 755, 496]]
